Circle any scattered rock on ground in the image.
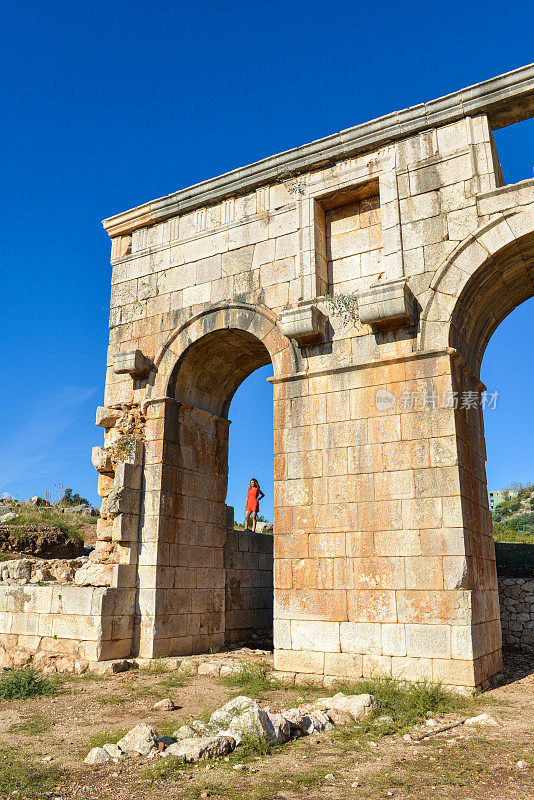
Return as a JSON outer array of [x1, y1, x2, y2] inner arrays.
[[102, 743, 123, 760], [117, 723, 158, 755], [164, 735, 235, 762], [153, 698, 176, 710], [464, 713, 500, 726], [84, 747, 111, 765], [173, 724, 198, 740]]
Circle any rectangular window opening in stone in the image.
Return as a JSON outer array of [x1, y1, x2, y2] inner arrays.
[[315, 180, 383, 296]]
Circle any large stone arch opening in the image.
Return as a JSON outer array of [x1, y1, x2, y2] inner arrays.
[[418, 216, 534, 684], [137, 305, 289, 658]]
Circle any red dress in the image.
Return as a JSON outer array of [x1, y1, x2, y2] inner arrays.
[[246, 486, 260, 512]]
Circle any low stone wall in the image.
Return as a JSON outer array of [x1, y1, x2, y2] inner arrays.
[[498, 579, 534, 653], [224, 530, 273, 644], [0, 585, 135, 670]]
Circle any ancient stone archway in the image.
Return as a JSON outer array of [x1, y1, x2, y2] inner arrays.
[[4, 65, 534, 687]]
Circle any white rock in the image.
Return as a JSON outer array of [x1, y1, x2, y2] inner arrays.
[[117, 723, 158, 755], [283, 708, 304, 732], [191, 720, 211, 734], [153, 698, 176, 711], [463, 713, 500, 727], [302, 710, 333, 735], [0, 513, 18, 523], [318, 692, 376, 721], [266, 711, 291, 744], [516, 760, 528, 770], [103, 743, 123, 760], [84, 747, 111, 765], [209, 696, 258, 729], [197, 662, 221, 677], [216, 728, 243, 746], [164, 735, 235, 762], [173, 724, 198, 740]]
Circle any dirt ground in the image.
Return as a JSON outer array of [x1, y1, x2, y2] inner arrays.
[[0, 650, 532, 800]]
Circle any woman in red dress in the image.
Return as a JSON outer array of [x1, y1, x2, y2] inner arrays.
[[245, 478, 265, 532]]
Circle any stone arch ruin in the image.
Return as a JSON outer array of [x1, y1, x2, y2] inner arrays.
[[2, 64, 534, 689]]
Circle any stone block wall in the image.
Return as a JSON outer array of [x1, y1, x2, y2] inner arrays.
[[498, 579, 534, 653], [0, 586, 135, 670], [224, 528, 273, 643]]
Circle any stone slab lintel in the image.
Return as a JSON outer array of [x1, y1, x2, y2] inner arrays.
[[358, 279, 415, 330], [280, 304, 327, 344], [113, 350, 152, 378]]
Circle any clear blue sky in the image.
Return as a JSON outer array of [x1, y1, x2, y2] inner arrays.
[[1, 1, 533, 515]]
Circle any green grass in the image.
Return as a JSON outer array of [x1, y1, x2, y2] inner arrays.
[[86, 728, 129, 751], [219, 662, 284, 695], [330, 677, 471, 734], [4, 505, 90, 543], [137, 662, 171, 676], [158, 672, 188, 690], [8, 715, 52, 735], [0, 667, 60, 700], [95, 693, 127, 706], [0, 748, 64, 798]]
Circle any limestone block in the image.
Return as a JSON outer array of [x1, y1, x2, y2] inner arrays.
[[274, 648, 324, 674], [114, 462, 142, 490], [391, 656, 433, 682], [363, 654, 392, 677], [405, 624, 451, 659], [107, 487, 140, 516], [324, 652, 363, 678], [112, 514, 139, 543], [91, 446, 113, 473], [340, 622, 382, 655], [113, 350, 152, 378], [358, 279, 415, 330], [290, 620, 340, 652], [75, 564, 115, 587], [164, 735, 235, 762], [381, 623, 407, 656], [280, 304, 326, 344]]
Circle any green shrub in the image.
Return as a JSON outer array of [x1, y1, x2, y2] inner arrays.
[[0, 667, 59, 700], [219, 662, 283, 695], [331, 677, 469, 732]]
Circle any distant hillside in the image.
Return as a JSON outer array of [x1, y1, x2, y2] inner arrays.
[[492, 484, 534, 543]]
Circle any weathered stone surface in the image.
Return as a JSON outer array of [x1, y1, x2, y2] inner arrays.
[[464, 713, 500, 727], [96, 406, 122, 428], [314, 693, 377, 721], [164, 735, 235, 761], [173, 724, 197, 740], [92, 446, 113, 474], [102, 743, 123, 759], [84, 747, 111, 765], [153, 698, 176, 710], [117, 724, 158, 755]]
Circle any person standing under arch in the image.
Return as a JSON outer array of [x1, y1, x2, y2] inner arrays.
[[245, 478, 265, 532]]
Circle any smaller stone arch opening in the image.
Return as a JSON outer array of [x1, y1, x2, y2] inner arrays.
[[154, 326, 274, 656], [169, 328, 271, 417]]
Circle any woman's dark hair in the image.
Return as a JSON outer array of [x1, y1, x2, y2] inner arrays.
[[251, 478, 259, 486]]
